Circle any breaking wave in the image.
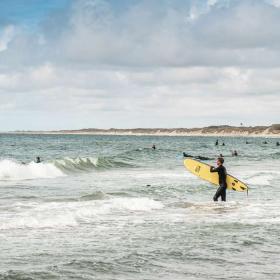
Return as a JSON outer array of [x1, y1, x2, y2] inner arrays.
[[53, 156, 135, 172], [0, 155, 135, 181], [0, 159, 65, 181]]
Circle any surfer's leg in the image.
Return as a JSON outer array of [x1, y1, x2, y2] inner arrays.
[[213, 186, 223, 201], [221, 188, 226, 202]]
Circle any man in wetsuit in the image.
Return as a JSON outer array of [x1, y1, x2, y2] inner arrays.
[[210, 157, 227, 202]]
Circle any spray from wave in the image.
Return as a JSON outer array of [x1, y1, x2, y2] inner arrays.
[[0, 159, 65, 181]]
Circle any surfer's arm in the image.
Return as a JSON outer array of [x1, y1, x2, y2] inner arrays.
[[210, 166, 219, 172]]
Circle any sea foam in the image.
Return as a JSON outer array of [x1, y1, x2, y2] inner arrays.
[[0, 159, 65, 180], [0, 197, 164, 230]]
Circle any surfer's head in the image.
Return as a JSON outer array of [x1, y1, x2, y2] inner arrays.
[[217, 157, 224, 166]]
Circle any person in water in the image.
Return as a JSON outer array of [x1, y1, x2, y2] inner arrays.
[[210, 157, 227, 202], [152, 144, 156, 150], [222, 142, 225, 146], [36, 157, 41, 163], [276, 141, 280, 146], [232, 150, 238, 156], [183, 153, 212, 160], [215, 140, 219, 146]]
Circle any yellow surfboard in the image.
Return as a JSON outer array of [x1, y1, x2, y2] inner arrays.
[[184, 159, 248, 192]]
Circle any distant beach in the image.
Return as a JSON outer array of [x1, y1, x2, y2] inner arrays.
[[10, 124, 280, 137]]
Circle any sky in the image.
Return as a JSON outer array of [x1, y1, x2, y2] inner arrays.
[[0, 0, 279, 130]]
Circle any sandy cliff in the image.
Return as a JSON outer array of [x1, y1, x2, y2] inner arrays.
[[13, 124, 280, 136]]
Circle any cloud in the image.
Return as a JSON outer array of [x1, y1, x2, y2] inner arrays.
[[0, 25, 15, 52], [0, 0, 279, 130]]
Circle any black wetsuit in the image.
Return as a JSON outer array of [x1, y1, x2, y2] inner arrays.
[[210, 165, 227, 202]]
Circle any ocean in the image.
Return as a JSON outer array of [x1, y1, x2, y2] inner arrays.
[[0, 134, 279, 280]]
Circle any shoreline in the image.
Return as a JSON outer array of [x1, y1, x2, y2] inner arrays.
[[3, 125, 280, 138], [3, 132, 280, 138]]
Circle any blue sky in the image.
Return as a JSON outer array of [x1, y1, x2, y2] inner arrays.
[[0, 0, 70, 28], [0, 0, 279, 130]]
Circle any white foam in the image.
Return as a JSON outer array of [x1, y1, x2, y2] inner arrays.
[[110, 197, 163, 211], [0, 197, 164, 230], [0, 159, 65, 181], [246, 174, 274, 185]]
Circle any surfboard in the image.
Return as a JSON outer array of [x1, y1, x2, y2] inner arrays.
[[184, 158, 248, 192]]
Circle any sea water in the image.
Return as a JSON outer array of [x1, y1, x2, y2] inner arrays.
[[0, 134, 279, 280]]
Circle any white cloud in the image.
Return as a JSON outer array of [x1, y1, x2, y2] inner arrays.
[[0, 25, 15, 52], [0, 0, 279, 130]]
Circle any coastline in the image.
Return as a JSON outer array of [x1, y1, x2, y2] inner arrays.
[[5, 125, 280, 137]]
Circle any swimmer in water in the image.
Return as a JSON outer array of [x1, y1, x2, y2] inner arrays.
[[36, 157, 41, 163], [183, 153, 212, 160]]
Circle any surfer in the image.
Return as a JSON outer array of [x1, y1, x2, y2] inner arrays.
[[232, 150, 238, 156], [222, 142, 225, 146], [215, 140, 219, 146], [276, 141, 280, 146], [152, 144, 156, 150], [35, 157, 41, 163], [183, 153, 212, 160], [183, 152, 192, 157], [210, 157, 227, 202]]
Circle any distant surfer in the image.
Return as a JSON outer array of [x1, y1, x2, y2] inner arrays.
[[210, 157, 227, 202], [152, 144, 156, 150], [215, 140, 219, 146], [219, 153, 223, 158], [35, 157, 41, 163], [183, 153, 212, 160], [196, 156, 212, 160], [276, 141, 280, 146], [263, 141, 268, 144], [232, 150, 238, 156], [222, 142, 225, 146], [183, 152, 192, 158]]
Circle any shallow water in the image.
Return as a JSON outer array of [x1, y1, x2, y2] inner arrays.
[[0, 134, 279, 279]]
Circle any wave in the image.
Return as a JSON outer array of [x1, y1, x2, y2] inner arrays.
[[0, 197, 164, 230], [0, 159, 65, 181], [0, 146, 180, 181], [53, 156, 135, 172], [0, 155, 136, 181]]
